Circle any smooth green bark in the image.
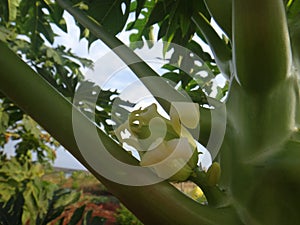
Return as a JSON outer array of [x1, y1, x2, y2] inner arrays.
[[233, 0, 291, 93]]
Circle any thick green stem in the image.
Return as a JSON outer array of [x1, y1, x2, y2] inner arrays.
[[221, 1, 297, 223], [0, 42, 241, 224], [233, 0, 291, 93], [230, 0, 295, 159]]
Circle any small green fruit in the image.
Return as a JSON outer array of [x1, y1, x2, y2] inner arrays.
[[205, 162, 221, 187]]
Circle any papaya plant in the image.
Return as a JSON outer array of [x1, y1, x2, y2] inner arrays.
[[0, 0, 300, 224]]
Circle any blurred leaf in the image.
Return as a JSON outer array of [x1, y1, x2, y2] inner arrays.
[[43, 0, 67, 32], [19, 1, 53, 50], [8, 0, 20, 21], [286, 0, 300, 21], [215, 83, 228, 100], [192, 12, 232, 78], [46, 48, 63, 65], [71, 0, 131, 46], [134, 0, 147, 20], [0, 193, 24, 225], [204, 0, 232, 38], [52, 189, 81, 209], [0, 109, 9, 133], [0, 0, 20, 22], [186, 40, 213, 63], [162, 72, 181, 84], [82, 210, 92, 225], [90, 216, 106, 225], [0, 27, 10, 42], [69, 204, 86, 225], [41, 189, 81, 224], [22, 115, 41, 138]]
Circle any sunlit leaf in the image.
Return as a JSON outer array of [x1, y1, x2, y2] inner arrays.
[[8, 0, 20, 21]]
